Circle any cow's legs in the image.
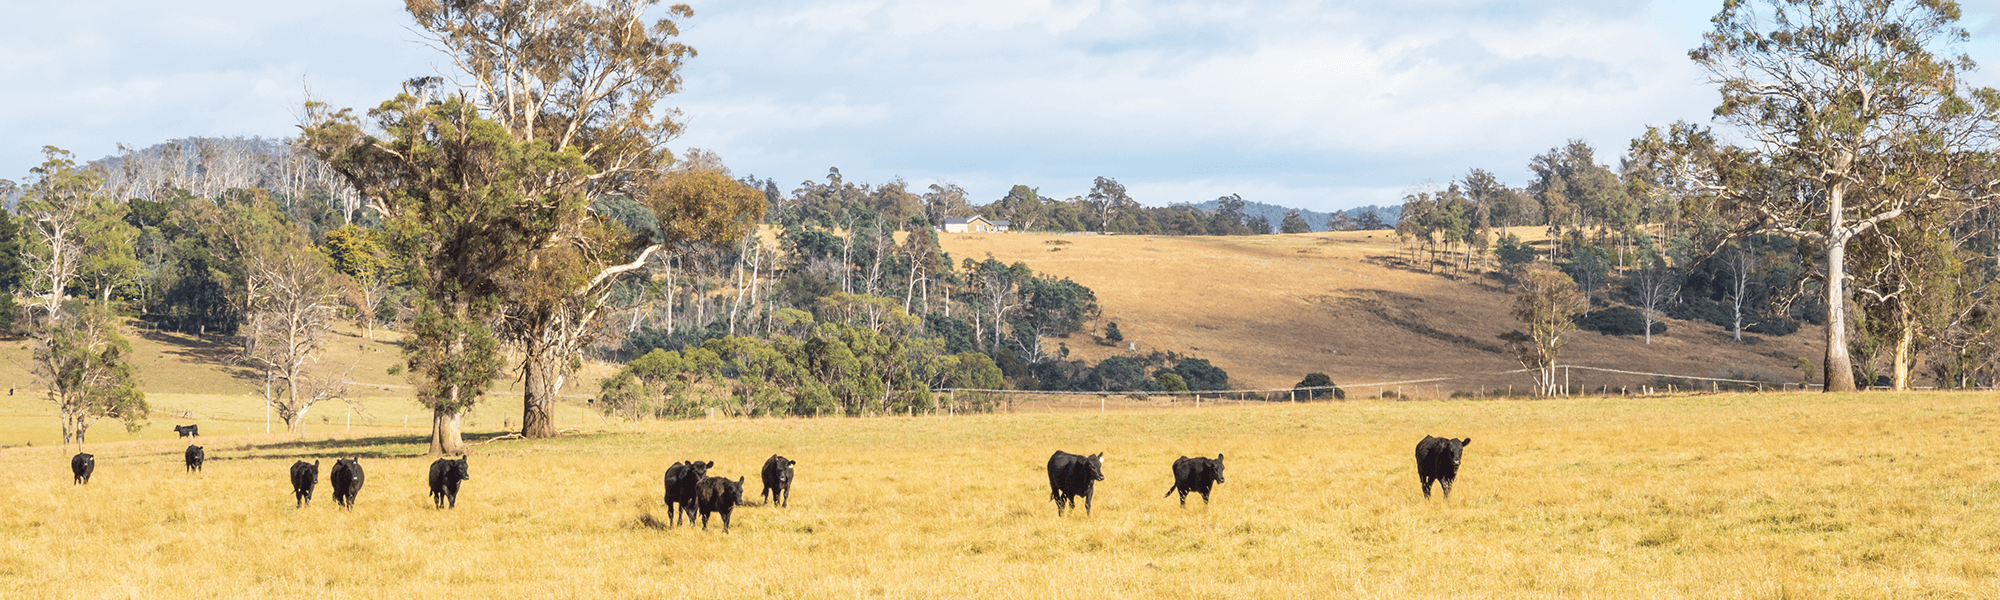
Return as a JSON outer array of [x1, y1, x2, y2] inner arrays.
[[1200, 490, 1210, 504], [1084, 493, 1092, 515], [1421, 476, 1433, 499], [1441, 478, 1453, 500]]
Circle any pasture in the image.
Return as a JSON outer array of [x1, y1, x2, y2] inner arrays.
[[1, 391, 1996, 598]]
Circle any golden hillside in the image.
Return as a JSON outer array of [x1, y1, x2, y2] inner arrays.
[[940, 228, 1822, 395]]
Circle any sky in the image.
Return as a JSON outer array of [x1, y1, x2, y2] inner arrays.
[[5, 1, 2000, 212]]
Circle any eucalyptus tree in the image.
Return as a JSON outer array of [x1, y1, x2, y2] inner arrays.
[[1643, 0, 2000, 391], [302, 0, 763, 447], [1502, 267, 1583, 396], [15, 148, 113, 322]]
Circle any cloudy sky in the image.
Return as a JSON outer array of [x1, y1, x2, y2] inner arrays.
[[6, 0, 2000, 211]]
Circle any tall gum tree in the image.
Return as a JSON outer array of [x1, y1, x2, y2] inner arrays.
[[1645, 0, 2000, 392], [305, 0, 762, 445], [300, 93, 569, 454]]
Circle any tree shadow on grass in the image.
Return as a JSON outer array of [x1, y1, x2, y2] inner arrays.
[[226, 432, 527, 460], [137, 328, 261, 382]]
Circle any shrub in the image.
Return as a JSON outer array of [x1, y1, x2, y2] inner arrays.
[[1104, 322, 1124, 343], [1168, 358, 1229, 391], [1576, 306, 1667, 337], [1294, 372, 1343, 400], [1745, 317, 1799, 336]]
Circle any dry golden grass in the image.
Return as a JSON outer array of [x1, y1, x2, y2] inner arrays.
[[3, 391, 1996, 598], [940, 229, 1822, 393], [0, 321, 621, 448]]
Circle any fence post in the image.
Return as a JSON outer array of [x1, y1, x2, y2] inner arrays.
[[1100, 396, 1104, 413]]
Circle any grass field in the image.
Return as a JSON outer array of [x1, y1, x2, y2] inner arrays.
[[0, 322, 621, 448], [2, 391, 1995, 598]]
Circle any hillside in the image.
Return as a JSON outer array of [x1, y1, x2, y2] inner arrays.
[[0, 321, 620, 447], [940, 228, 1821, 394]]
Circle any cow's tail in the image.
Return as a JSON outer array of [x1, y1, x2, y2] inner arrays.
[[1163, 484, 1178, 498]]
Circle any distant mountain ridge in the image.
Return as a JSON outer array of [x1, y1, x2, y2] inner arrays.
[[1177, 199, 1400, 232]]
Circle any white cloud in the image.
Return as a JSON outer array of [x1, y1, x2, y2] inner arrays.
[[12, 0, 2000, 211], [672, 0, 1718, 209]]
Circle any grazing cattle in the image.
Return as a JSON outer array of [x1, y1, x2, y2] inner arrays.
[[1046, 451, 1105, 516], [71, 453, 95, 485], [428, 456, 471, 509], [174, 424, 200, 438], [184, 445, 205, 473], [1415, 436, 1472, 499], [760, 455, 796, 507], [663, 460, 712, 526], [696, 476, 745, 532], [290, 460, 319, 507], [1163, 454, 1226, 506], [330, 458, 364, 509]]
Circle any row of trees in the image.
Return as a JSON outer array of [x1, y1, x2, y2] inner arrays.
[[763, 171, 1390, 238]]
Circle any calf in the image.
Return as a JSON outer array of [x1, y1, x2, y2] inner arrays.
[[760, 455, 796, 507], [71, 453, 95, 485], [697, 476, 745, 532], [330, 458, 364, 509], [1414, 436, 1472, 499], [428, 456, 471, 509], [184, 445, 205, 473], [1163, 454, 1226, 506], [1047, 451, 1105, 516], [174, 424, 200, 438], [663, 460, 712, 526], [290, 460, 319, 507]]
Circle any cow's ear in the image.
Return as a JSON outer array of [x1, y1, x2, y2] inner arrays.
[[1460, 438, 1472, 447], [1216, 453, 1224, 461]]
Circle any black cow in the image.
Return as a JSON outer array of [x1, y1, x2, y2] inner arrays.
[[696, 476, 745, 532], [174, 424, 200, 438], [71, 453, 95, 485], [330, 458, 364, 509], [760, 455, 796, 507], [1415, 436, 1472, 499], [663, 460, 712, 526], [184, 445, 205, 473], [1047, 451, 1105, 516], [290, 460, 319, 507], [1163, 454, 1226, 506], [428, 456, 471, 509]]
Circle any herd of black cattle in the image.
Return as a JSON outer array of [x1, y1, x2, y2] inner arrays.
[[62, 426, 1474, 532]]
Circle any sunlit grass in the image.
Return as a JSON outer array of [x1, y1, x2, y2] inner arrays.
[[2, 391, 1997, 598]]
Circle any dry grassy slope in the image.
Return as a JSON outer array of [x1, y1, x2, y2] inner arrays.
[[0, 320, 621, 447], [941, 229, 1822, 394]]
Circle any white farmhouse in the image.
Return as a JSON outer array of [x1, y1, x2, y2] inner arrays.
[[941, 215, 1010, 233]]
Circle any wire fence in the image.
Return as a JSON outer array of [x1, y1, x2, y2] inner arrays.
[[930, 363, 1882, 414]]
